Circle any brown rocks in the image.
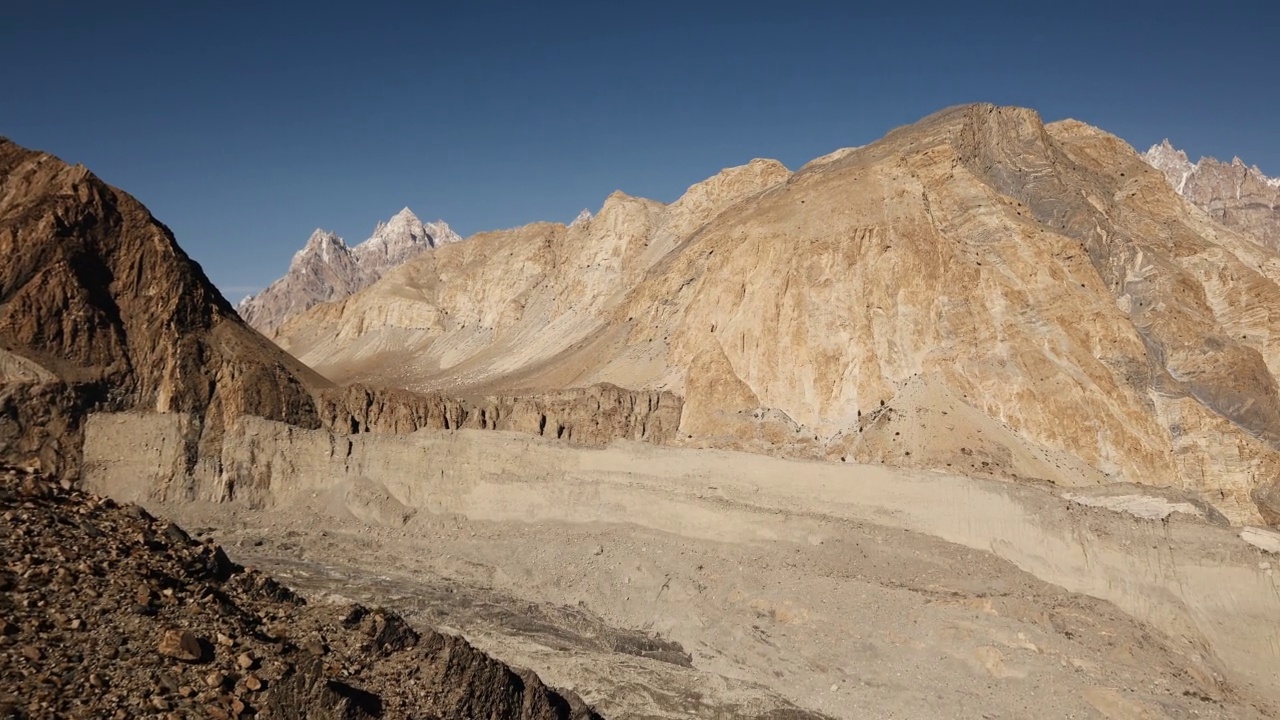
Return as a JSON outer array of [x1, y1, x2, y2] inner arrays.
[[157, 629, 207, 663], [0, 466, 602, 719], [1145, 139, 1280, 253], [317, 383, 682, 445]]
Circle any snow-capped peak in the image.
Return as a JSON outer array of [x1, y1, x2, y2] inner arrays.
[[290, 229, 348, 269], [569, 209, 592, 227], [238, 208, 465, 334], [1143, 140, 1197, 194]]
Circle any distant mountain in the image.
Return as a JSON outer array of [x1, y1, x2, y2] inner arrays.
[[237, 208, 461, 335], [1143, 140, 1280, 252]]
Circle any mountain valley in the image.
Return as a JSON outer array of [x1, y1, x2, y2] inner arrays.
[[4, 104, 1280, 719]]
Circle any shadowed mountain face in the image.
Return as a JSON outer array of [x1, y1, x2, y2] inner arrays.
[[0, 138, 326, 477], [1144, 140, 1280, 253], [276, 105, 1280, 526]]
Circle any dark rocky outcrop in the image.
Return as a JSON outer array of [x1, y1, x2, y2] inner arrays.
[[0, 465, 602, 719], [0, 137, 327, 480], [318, 383, 683, 446]]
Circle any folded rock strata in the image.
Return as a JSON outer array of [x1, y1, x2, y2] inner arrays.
[[276, 105, 1280, 526]]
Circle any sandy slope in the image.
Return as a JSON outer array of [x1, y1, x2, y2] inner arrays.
[[89, 421, 1280, 719]]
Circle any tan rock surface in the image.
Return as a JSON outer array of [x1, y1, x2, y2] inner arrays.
[[277, 105, 1280, 525], [318, 383, 681, 444], [0, 137, 325, 479]]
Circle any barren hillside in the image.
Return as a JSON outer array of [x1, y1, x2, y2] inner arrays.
[[277, 105, 1280, 526]]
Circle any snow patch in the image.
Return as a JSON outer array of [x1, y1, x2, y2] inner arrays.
[[1062, 492, 1203, 520], [1242, 526, 1280, 554]]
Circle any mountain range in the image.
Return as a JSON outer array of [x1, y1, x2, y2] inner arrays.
[[236, 208, 461, 335], [275, 104, 1280, 527], [6, 104, 1280, 718], [1143, 139, 1280, 252]]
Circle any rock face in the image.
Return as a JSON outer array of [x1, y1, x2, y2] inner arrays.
[[276, 106, 1280, 526], [1144, 139, 1280, 252], [318, 383, 681, 443], [0, 465, 601, 719], [0, 137, 325, 480], [237, 208, 461, 335]]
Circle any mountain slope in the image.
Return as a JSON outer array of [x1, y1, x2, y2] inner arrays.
[[237, 208, 460, 335], [0, 137, 326, 477], [1144, 139, 1280, 252], [276, 105, 1280, 526]]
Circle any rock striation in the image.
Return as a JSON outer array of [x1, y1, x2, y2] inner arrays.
[[317, 383, 681, 443], [0, 465, 601, 719], [0, 137, 325, 481], [276, 106, 1280, 526], [1144, 139, 1280, 252], [237, 208, 461, 335]]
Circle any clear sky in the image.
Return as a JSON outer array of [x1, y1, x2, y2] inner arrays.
[[2, 1, 1275, 298]]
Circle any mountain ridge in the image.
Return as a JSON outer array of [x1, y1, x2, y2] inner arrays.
[[1143, 139, 1280, 252], [0, 136, 325, 478], [236, 207, 461, 334], [275, 104, 1280, 527]]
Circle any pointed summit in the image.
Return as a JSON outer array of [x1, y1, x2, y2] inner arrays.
[[291, 229, 349, 269], [238, 208, 464, 334], [1144, 138, 1280, 253], [569, 209, 592, 227], [1143, 140, 1196, 194], [391, 206, 419, 223]]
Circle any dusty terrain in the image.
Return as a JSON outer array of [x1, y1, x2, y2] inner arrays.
[[0, 465, 600, 719], [89, 420, 1280, 720]]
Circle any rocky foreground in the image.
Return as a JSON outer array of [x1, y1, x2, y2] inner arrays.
[[0, 465, 601, 719]]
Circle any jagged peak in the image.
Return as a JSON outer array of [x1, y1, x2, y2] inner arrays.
[[303, 228, 345, 248], [390, 206, 419, 223], [569, 209, 592, 227], [423, 219, 463, 245], [289, 229, 350, 270], [1146, 139, 1191, 163]]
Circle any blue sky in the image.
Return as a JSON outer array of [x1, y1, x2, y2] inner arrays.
[[1, 1, 1275, 297]]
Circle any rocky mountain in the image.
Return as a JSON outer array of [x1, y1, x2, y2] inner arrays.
[[1144, 139, 1280, 252], [0, 465, 601, 719], [276, 105, 1280, 527], [0, 137, 326, 479], [236, 208, 461, 335]]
